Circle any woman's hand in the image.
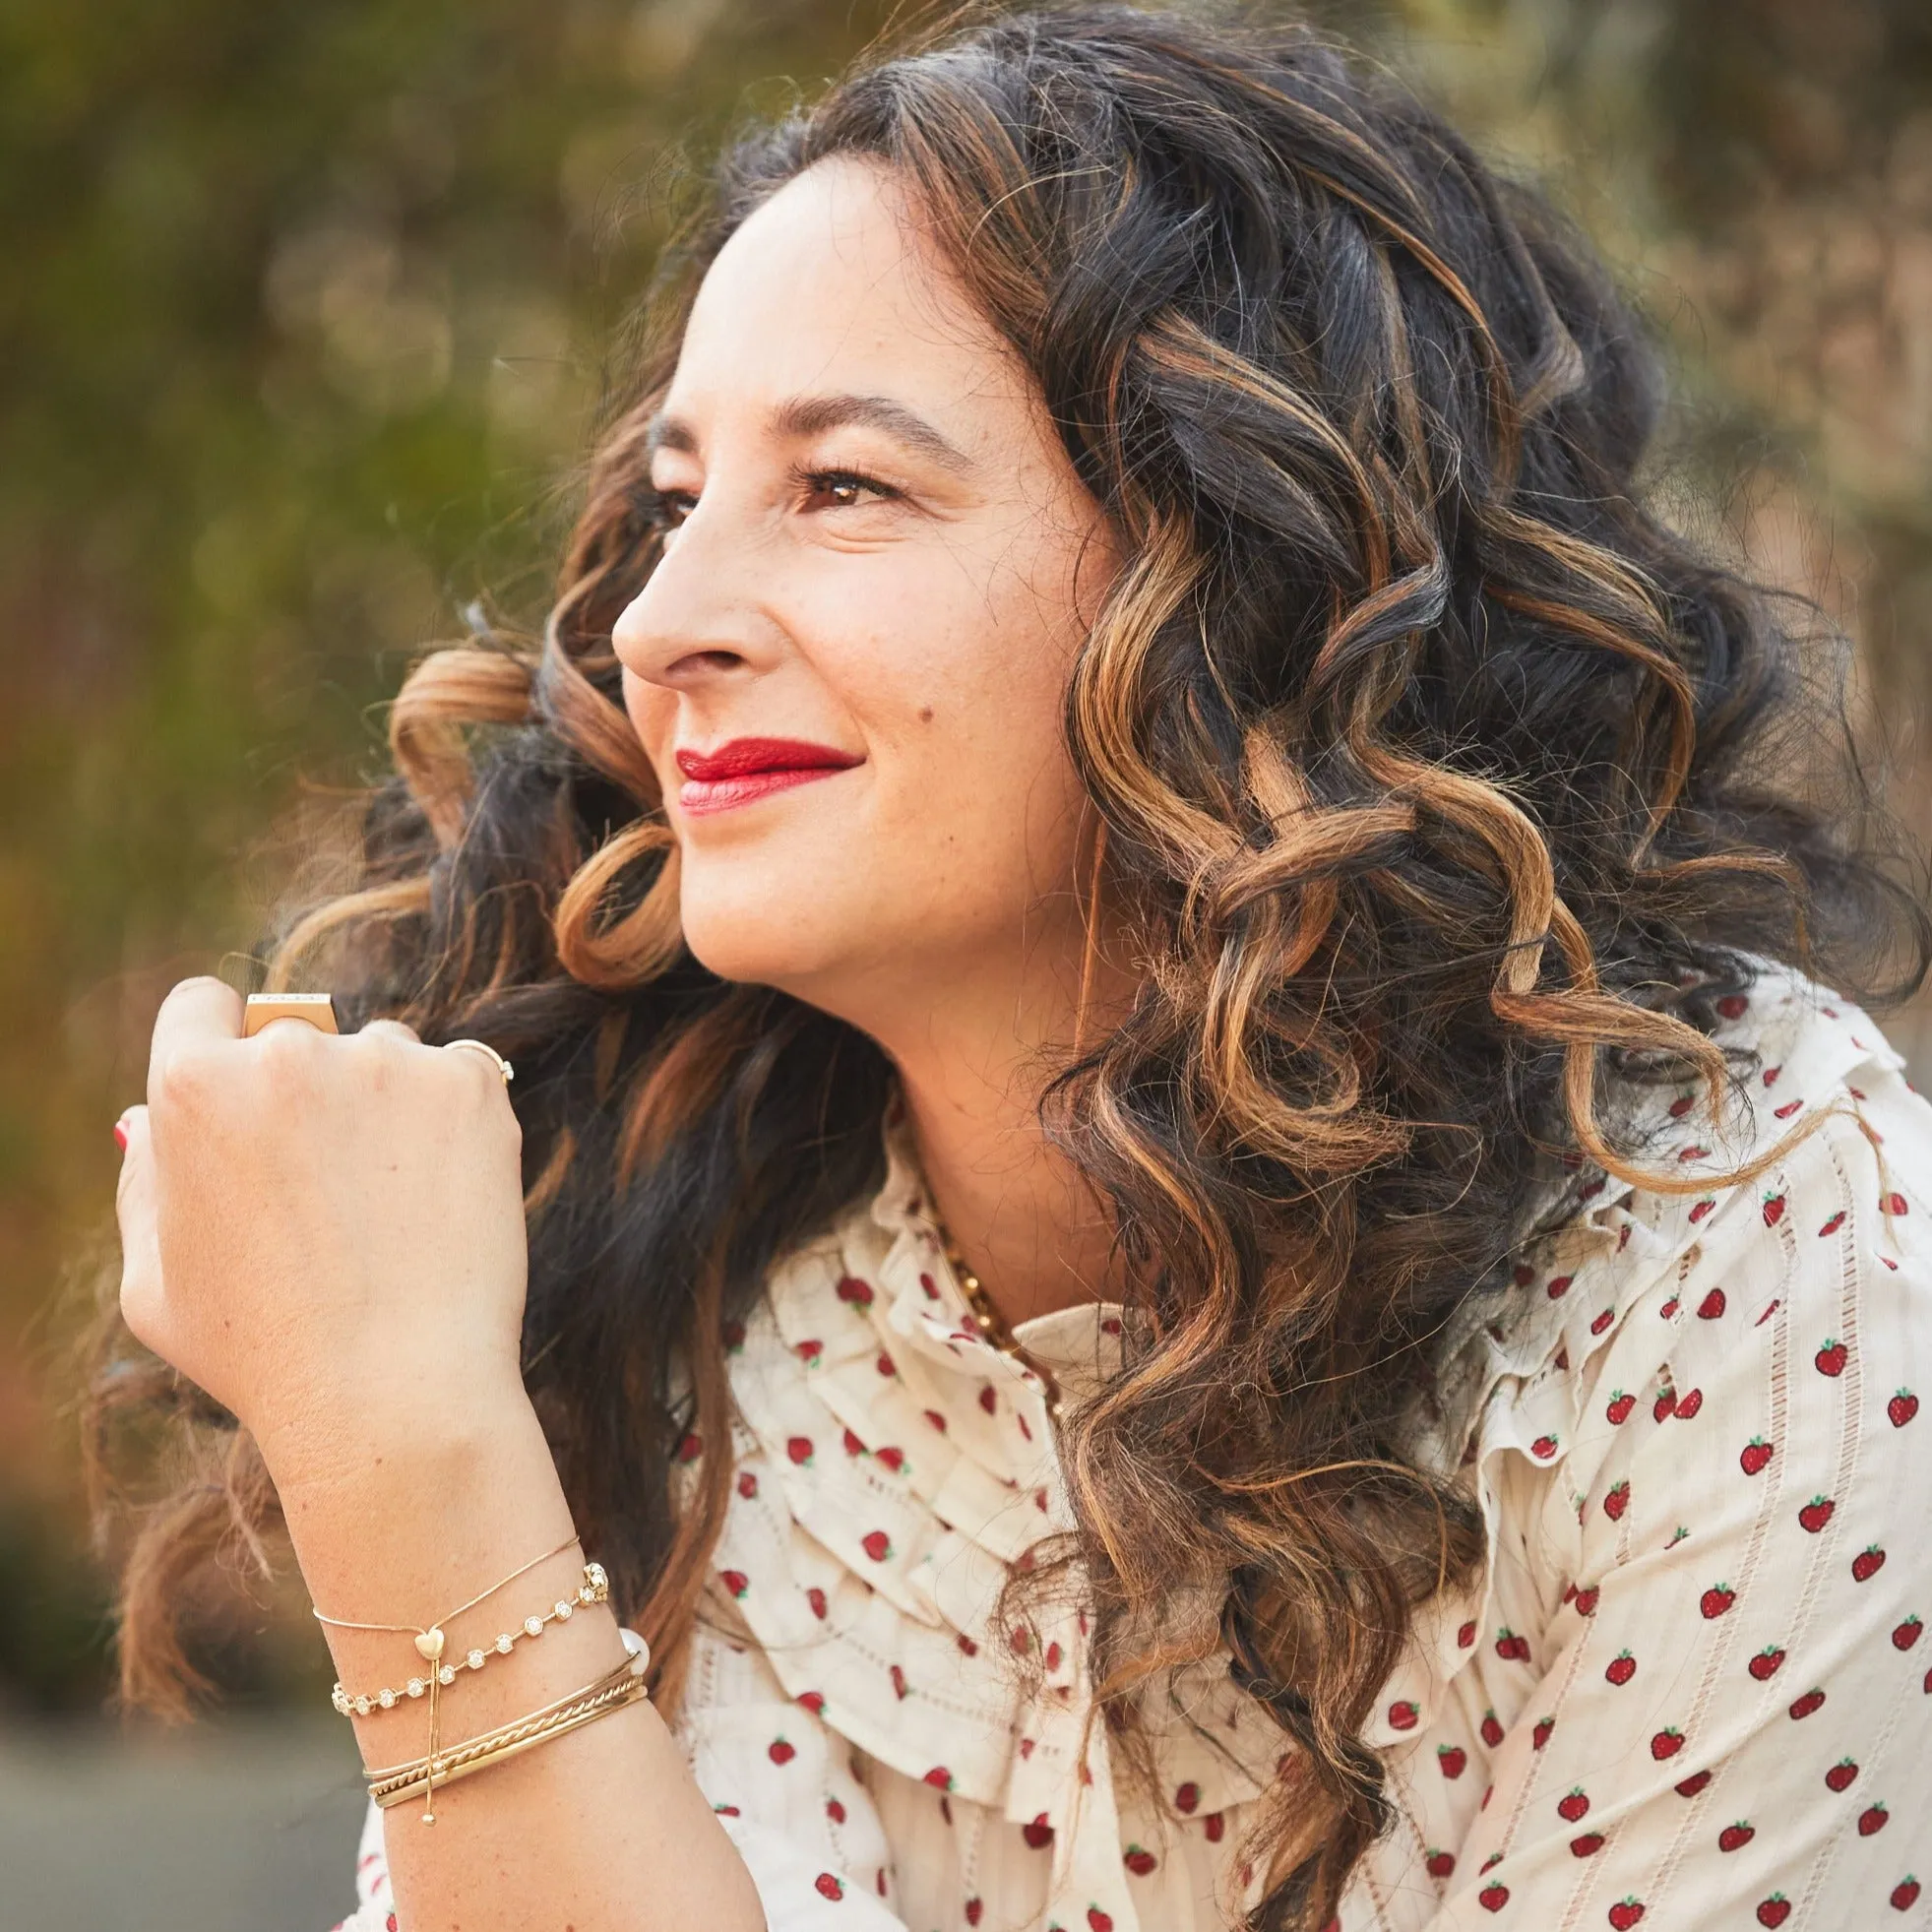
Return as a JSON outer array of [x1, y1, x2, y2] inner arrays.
[[116, 975, 533, 1491]]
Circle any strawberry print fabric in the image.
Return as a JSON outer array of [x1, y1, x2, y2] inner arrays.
[[330, 965, 1932, 1931]]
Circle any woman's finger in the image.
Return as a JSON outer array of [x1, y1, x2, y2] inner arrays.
[[114, 1104, 167, 1353], [147, 976, 246, 1098], [357, 1017, 422, 1045]]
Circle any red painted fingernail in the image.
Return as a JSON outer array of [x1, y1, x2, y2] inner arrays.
[[112, 1120, 129, 1153]]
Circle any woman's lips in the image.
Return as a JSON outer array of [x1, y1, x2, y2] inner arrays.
[[673, 736, 863, 817]]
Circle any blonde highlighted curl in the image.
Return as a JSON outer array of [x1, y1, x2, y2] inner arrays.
[[92, 7, 1925, 1926]]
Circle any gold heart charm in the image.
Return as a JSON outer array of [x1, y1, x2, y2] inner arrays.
[[413, 1627, 446, 1661]]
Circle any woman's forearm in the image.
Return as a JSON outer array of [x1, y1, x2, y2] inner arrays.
[[279, 1399, 765, 1932]]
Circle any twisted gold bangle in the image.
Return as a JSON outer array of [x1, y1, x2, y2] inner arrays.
[[364, 1632, 651, 1817]]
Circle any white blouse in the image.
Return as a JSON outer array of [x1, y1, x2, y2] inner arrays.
[[334, 966, 1932, 1931]]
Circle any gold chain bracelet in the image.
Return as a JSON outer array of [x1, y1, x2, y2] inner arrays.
[[365, 1631, 651, 1821], [330, 1562, 609, 1717]]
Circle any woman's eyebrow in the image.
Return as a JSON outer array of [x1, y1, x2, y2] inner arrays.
[[644, 392, 976, 474]]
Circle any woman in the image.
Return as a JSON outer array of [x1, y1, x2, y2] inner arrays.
[[97, 5, 1932, 1929]]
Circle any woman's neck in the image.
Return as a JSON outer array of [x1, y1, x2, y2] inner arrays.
[[814, 915, 1138, 1329]]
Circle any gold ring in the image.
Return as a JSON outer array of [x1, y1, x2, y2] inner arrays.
[[443, 1038, 514, 1084], [243, 993, 340, 1037]]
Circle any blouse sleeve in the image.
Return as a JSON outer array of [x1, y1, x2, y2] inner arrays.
[[1412, 1083, 1932, 1930], [325, 1619, 911, 1931], [672, 1613, 913, 1928]]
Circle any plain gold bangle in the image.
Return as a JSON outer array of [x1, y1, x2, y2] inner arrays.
[[364, 1633, 650, 1818]]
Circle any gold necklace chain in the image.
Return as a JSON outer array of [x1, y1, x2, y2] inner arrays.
[[930, 1216, 1067, 1423]]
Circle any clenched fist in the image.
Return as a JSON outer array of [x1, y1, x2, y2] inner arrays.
[[116, 976, 534, 1492]]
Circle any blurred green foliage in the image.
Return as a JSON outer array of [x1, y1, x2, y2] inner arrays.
[[3, 0, 1928, 1711]]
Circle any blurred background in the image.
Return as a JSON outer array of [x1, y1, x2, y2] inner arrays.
[[2, 0, 1929, 1923]]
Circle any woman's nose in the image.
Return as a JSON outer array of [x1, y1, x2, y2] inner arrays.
[[611, 499, 779, 691]]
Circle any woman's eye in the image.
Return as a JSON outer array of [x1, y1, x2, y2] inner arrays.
[[645, 487, 695, 531], [799, 467, 898, 510]]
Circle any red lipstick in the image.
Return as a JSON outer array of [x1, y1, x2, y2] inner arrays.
[[674, 737, 863, 817]]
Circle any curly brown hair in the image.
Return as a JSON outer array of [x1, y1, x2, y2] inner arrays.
[[92, 4, 1926, 1925]]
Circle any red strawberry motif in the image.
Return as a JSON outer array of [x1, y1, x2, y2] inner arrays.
[[874, 1446, 905, 1473], [786, 1435, 814, 1465], [1774, 1098, 1803, 1118], [1740, 1438, 1773, 1475], [1756, 1297, 1781, 1325], [1530, 1433, 1559, 1459], [978, 1385, 998, 1414], [1592, 1305, 1617, 1332], [877, 1352, 897, 1377], [1885, 1191, 1909, 1216], [769, 1737, 795, 1766], [1459, 1618, 1477, 1648], [1818, 1211, 1846, 1237], [860, 1530, 892, 1562], [1174, 1780, 1200, 1814], [1478, 1883, 1510, 1912], [1651, 1728, 1684, 1760], [1668, 1093, 1696, 1118], [826, 1796, 846, 1823], [956, 1632, 977, 1655], [1858, 1802, 1889, 1836], [1674, 1770, 1713, 1797], [1673, 1387, 1704, 1420], [1756, 1899, 1790, 1928], [1763, 1193, 1786, 1226], [736, 1470, 759, 1499], [806, 1586, 827, 1620], [1853, 1545, 1887, 1583], [814, 1872, 843, 1901], [1697, 1287, 1726, 1319], [1788, 1688, 1827, 1719], [1494, 1629, 1531, 1662], [1023, 1814, 1054, 1849], [795, 1339, 824, 1364], [922, 1766, 953, 1789], [1763, 1065, 1781, 1086], [798, 1691, 825, 1714], [1426, 1849, 1456, 1879], [1571, 1833, 1605, 1856], [836, 1275, 874, 1305], [1606, 1652, 1637, 1686], [1606, 1390, 1635, 1424], [1798, 1495, 1836, 1532], [1660, 1296, 1680, 1320], [922, 1407, 946, 1430], [720, 1569, 750, 1598], [1557, 1788, 1590, 1823], [1689, 1198, 1714, 1223], [676, 1430, 703, 1463], [1439, 1744, 1468, 1778], [1533, 1715, 1556, 1749], [1891, 1878, 1921, 1911], [842, 1428, 867, 1457], [1546, 1275, 1572, 1299], [889, 1664, 907, 1701], [1826, 1759, 1860, 1792], [1718, 1821, 1755, 1853], [1123, 1845, 1157, 1877], [1894, 1616, 1923, 1651], [1654, 1387, 1678, 1422], [1388, 1700, 1419, 1730], [965, 1902, 983, 1927], [1816, 1339, 1847, 1376], [1604, 1481, 1631, 1522], [1700, 1583, 1736, 1620], [1088, 1912, 1113, 1932], [1481, 1710, 1505, 1748], [1891, 1389, 1920, 1427], [1575, 1586, 1600, 1617], [1608, 1901, 1646, 1929], [1748, 1646, 1785, 1680]]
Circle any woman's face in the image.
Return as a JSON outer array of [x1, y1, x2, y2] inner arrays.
[[612, 156, 1124, 1030]]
